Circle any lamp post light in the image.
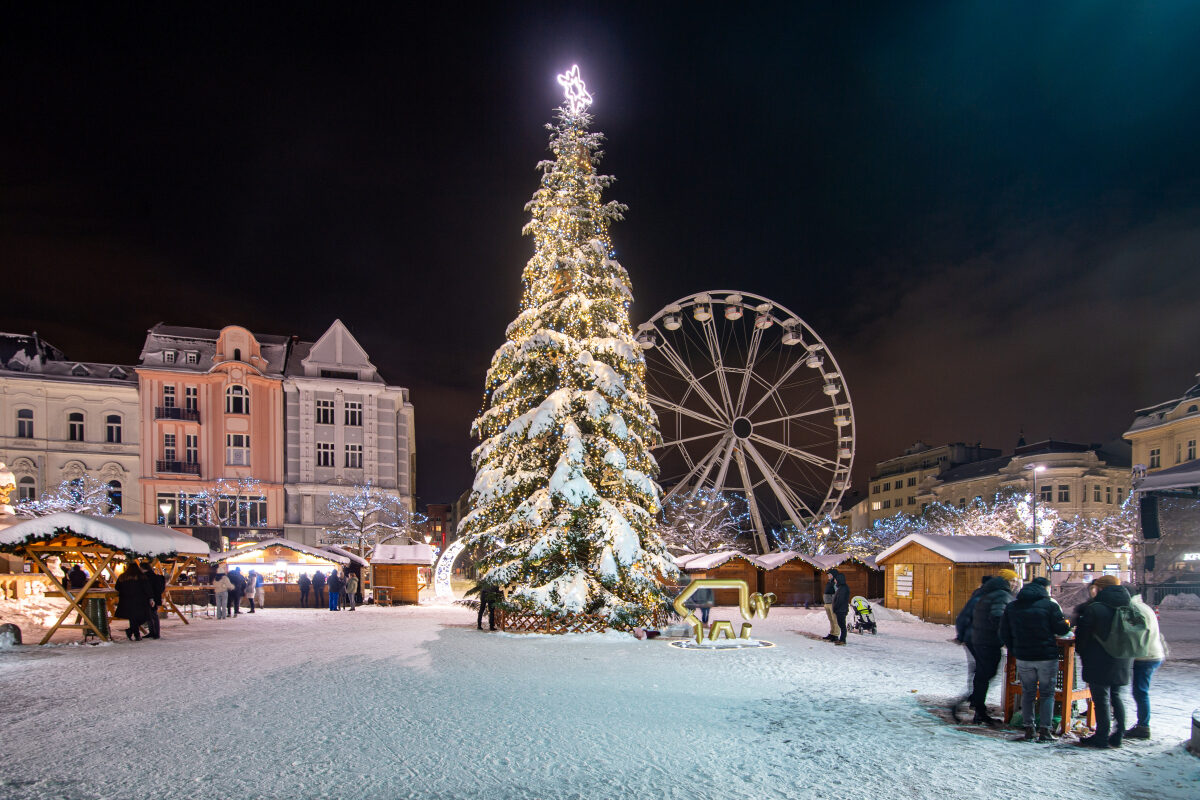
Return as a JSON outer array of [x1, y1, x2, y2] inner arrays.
[[159, 502, 173, 529], [1024, 464, 1046, 580]]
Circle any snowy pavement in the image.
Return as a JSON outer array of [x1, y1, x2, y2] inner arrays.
[[0, 602, 1197, 800]]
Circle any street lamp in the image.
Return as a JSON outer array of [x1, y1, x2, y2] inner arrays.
[[1024, 464, 1046, 542], [159, 502, 173, 528]]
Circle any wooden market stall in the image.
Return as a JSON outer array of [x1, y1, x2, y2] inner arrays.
[[370, 543, 435, 605], [813, 554, 885, 600], [754, 551, 824, 606], [322, 544, 370, 600], [676, 551, 761, 606], [208, 537, 349, 607], [874, 533, 1037, 624], [0, 511, 211, 644]]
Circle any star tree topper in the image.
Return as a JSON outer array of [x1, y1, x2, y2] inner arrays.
[[557, 64, 593, 115]]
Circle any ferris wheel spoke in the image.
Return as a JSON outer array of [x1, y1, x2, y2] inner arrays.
[[646, 394, 726, 430], [706, 435, 738, 495], [692, 433, 734, 494], [660, 429, 725, 449], [733, 446, 770, 553], [699, 316, 736, 415], [744, 356, 808, 418], [744, 441, 816, 528], [751, 407, 831, 427], [661, 436, 730, 502], [747, 433, 837, 471], [653, 335, 730, 423], [734, 325, 764, 415]]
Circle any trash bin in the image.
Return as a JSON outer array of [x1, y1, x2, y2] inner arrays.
[[83, 597, 109, 639]]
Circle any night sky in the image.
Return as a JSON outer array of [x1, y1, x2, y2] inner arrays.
[[6, 3, 1200, 506]]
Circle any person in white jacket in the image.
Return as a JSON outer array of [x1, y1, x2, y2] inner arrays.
[[214, 571, 234, 620], [1126, 593, 1167, 739]]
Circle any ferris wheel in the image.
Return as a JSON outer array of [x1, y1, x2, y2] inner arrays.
[[636, 291, 854, 553]]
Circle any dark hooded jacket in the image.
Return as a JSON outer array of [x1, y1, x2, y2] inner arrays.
[[971, 576, 1015, 650], [114, 571, 151, 623], [831, 573, 850, 615], [955, 585, 986, 643], [1074, 585, 1134, 686], [999, 580, 1070, 661]]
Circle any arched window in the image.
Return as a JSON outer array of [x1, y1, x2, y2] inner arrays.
[[106, 480, 122, 514], [233, 348, 242, 362], [16, 408, 33, 438], [68, 412, 85, 441], [225, 385, 249, 414], [17, 476, 35, 501], [1189, 405, 1199, 414], [106, 414, 122, 443]]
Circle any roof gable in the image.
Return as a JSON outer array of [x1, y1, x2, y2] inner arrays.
[[875, 533, 1040, 565], [297, 320, 379, 381]]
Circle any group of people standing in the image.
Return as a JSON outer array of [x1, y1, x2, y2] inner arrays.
[[297, 570, 360, 610], [112, 561, 166, 641], [952, 570, 1167, 748]]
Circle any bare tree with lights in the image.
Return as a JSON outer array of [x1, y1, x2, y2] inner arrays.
[[322, 482, 427, 558], [658, 489, 751, 554], [193, 477, 266, 545], [15, 474, 120, 518], [459, 66, 675, 626]]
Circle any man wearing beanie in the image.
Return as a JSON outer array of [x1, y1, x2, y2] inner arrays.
[[1074, 575, 1134, 748], [1000, 575, 1071, 741], [969, 568, 1020, 725]]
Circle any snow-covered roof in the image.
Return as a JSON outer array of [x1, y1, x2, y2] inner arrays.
[[754, 551, 823, 571], [321, 544, 370, 567], [811, 553, 881, 571], [372, 543, 435, 565], [875, 533, 1040, 565], [676, 550, 755, 571], [0, 512, 211, 558], [209, 537, 349, 565], [1133, 459, 1200, 493]]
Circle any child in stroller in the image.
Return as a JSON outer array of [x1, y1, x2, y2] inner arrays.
[[850, 596, 877, 634]]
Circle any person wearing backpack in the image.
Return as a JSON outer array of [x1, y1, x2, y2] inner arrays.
[[1126, 591, 1167, 740], [1073, 575, 1135, 748]]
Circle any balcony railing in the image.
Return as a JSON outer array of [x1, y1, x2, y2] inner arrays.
[[156, 460, 201, 476], [155, 406, 200, 422]]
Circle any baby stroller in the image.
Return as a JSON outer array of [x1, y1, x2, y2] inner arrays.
[[850, 596, 877, 635]]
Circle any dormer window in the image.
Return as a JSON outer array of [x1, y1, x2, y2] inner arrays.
[[1189, 405, 1199, 414], [225, 384, 250, 414], [164, 350, 177, 364], [186, 351, 199, 365], [108, 366, 127, 379], [233, 348, 242, 362], [71, 363, 90, 376]]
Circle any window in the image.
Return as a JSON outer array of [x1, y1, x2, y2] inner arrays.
[[316, 442, 335, 467], [158, 492, 204, 526], [1106, 486, 1113, 504], [225, 385, 249, 414], [106, 480, 122, 514], [345, 443, 363, 469], [1104, 563, 1119, 571], [1149, 448, 1161, 469], [233, 348, 242, 361], [185, 434, 198, 465], [1189, 404, 1199, 414], [882, 499, 891, 509], [907, 476, 917, 487], [1117, 488, 1124, 504], [1190, 440, 1197, 462], [883, 481, 892, 491], [226, 434, 250, 466], [16, 409, 33, 438], [907, 496, 916, 506], [871, 484, 880, 495], [185, 386, 198, 411], [345, 401, 363, 427], [316, 399, 335, 425], [1058, 485, 1070, 503], [1039, 485, 1052, 503], [68, 412, 85, 441], [163, 433, 176, 461], [163, 385, 176, 408], [18, 476, 35, 501], [164, 350, 176, 364], [186, 351, 199, 365], [871, 501, 882, 511], [958, 498, 966, 509], [106, 414, 122, 443], [217, 494, 267, 526], [1094, 484, 1101, 503], [1178, 443, 1183, 464]]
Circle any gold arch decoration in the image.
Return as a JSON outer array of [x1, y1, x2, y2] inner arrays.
[[672, 578, 776, 646]]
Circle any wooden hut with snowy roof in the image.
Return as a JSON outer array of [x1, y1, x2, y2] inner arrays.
[[754, 551, 825, 606], [370, 543, 435, 605], [812, 554, 885, 601], [874, 534, 1033, 624], [0, 511, 211, 643], [675, 551, 761, 605], [208, 537, 349, 607]]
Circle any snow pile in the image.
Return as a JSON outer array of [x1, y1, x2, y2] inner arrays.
[[1158, 592, 1200, 610]]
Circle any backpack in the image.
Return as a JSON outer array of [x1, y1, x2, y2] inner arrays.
[[1097, 602, 1154, 659]]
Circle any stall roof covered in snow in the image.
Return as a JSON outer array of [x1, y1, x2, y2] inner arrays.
[[322, 544, 370, 567], [675, 550, 754, 571], [0, 512, 211, 558], [754, 551, 823, 571], [811, 553, 880, 571], [875, 533, 1040, 565], [209, 537, 349, 565], [372, 543, 435, 565]]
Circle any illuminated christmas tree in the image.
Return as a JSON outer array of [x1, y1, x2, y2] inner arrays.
[[459, 66, 674, 625]]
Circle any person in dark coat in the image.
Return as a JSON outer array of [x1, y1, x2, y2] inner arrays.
[[140, 561, 166, 639], [477, 582, 500, 630], [1000, 576, 1070, 740], [949, 575, 992, 721], [969, 569, 1019, 725], [312, 570, 326, 608], [327, 570, 342, 611], [227, 568, 246, 617], [831, 572, 850, 646], [114, 562, 152, 641], [298, 573, 311, 608], [67, 564, 89, 591], [1074, 575, 1134, 748], [822, 570, 841, 641]]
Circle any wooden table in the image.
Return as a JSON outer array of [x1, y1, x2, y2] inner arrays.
[[373, 585, 393, 606], [1002, 637, 1095, 734]]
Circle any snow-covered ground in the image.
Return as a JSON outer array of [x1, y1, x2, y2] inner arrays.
[[1, 601, 1197, 800]]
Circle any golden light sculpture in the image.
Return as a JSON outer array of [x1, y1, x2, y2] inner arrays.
[[672, 578, 776, 646]]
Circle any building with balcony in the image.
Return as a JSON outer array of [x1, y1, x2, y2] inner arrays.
[[282, 320, 415, 546], [867, 442, 1000, 527], [0, 333, 142, 520], [136, 324, 288, 549]]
